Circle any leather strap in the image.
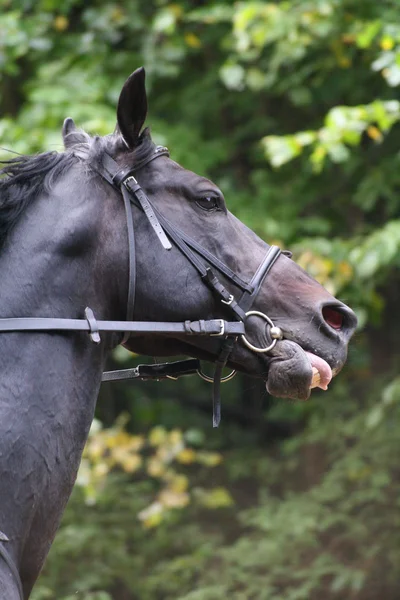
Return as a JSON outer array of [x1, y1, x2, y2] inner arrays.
[[0, 315, 245, 337], [137, 197, 254, 293], [85, 307, 101, 344], [238, 246, 281, 312], [121, 186, 136, 328], [102, 358, 200, 382], [157, 215, 253, 293], [124, 178, 172, 250], [212, 337, 236, 427], [102, 146, 169, 184]]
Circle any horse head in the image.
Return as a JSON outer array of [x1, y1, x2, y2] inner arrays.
[[62, 67, 357, 404]]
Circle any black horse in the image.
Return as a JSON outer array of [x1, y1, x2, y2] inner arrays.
[[0, 68, 357, 598]]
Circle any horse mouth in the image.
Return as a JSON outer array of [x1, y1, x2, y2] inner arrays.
[[256, 337, 347, 401]]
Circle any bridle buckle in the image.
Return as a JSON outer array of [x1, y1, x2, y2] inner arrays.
[[221, 294, 234, 306], [211, 319, 225, 337], [123, 175, 138, 188]]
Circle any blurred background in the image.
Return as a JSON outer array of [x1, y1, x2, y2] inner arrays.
[[1, 1, 400, 598]]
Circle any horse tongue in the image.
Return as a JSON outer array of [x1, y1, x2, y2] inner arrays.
[[305, 352, 332, 391]]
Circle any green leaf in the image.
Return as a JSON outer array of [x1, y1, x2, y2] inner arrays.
[[262, 135, 301, 167], [219, 63, 245, 90], [356, 20, 382, 49]]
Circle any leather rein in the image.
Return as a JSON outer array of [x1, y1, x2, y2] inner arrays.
[[0, 144, 284, 428]]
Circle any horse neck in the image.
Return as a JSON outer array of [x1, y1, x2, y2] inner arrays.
[[0, 168, 124, 585]]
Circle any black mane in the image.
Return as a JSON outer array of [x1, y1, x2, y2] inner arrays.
[[0, 129, 156, 248], [0, 151, 76, 248]]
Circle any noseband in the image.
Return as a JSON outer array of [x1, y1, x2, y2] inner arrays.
[[0, 145, 284, 428]]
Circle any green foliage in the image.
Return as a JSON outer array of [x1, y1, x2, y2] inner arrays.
[[32, 373, 400, 599], [198, 378, 400, 600], [263, 101, 400, 170]]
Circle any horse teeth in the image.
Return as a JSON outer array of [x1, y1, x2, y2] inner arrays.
[[310, 367, 321, 389]]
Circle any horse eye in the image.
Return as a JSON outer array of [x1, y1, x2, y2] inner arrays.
[[196, 196, 220, 211]]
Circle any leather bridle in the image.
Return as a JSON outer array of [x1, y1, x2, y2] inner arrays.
[[0, 144, 285, 428]]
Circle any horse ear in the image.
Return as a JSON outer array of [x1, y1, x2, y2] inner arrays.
[[62, 117, 87, 148], [117, 67, 148, 149]]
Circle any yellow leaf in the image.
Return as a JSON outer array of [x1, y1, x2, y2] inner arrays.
[[149, 426, 167, 446], [184, 32, 201, 48], [338, 56, 351, 68], [93, 462, 109, 478], [54, 16, 69, 31], [126, 435, 144, 452], [176, 448, 196, 464], [338, 261, 353, 278], [86, 439, 104, 460], [342, 34, 356, 44], [347, 466, 371, 481], [196, 487, 234, 509], [169, 429, 183, 445], [170, 3, 183, 17], [111, 7, 125, 22], [168, 474, 189, 493], [147, 458, 165, 478], [106, 430, 131, 449], [159, 489, 190, 509], [367, 125, 383, 141], [138, 502, 164, 528], [120, 454, 142, 474], [380, 36, 394, 51], [196, 451, 222, 467], [300, 11, 317, 25]]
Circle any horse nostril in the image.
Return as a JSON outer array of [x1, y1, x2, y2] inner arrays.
[[322, 306, 344, 330]]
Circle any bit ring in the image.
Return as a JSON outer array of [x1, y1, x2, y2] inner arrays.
[[241, 310, 283, 354], [197, 366, 237, 384]]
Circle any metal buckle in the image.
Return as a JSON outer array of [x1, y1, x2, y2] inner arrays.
[[221, 294, 234, 306], [211, 319, 225, 336], [124, 175, 138, 188]]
